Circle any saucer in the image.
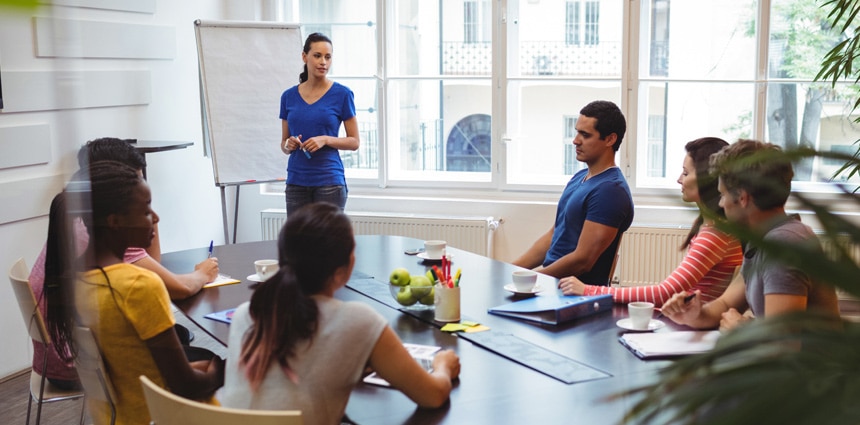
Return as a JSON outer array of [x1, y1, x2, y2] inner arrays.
[[503, 283, 543, 296], [616, 318, 665, 332], [417, 252, 451, 261], [246, 274, 269, 282]]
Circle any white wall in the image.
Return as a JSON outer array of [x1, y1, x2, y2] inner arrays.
[[0, 0, 230, 379]]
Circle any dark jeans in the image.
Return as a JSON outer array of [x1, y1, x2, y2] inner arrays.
[[285, 184, 347, 217]]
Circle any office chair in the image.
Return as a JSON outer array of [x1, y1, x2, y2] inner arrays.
[[139, 375, 303, 425], [9, 258, 86, 425]]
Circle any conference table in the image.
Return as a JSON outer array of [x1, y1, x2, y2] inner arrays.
[[163, 235, 678, 425]]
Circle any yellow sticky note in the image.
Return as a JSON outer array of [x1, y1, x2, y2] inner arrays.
[[461, 320, 480, 327], [441, 323, 470, 332], [464, 325, 491, 333], [203, 274, 241, 288]]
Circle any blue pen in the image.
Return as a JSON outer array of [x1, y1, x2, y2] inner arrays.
[[207, 240, 214, 258]]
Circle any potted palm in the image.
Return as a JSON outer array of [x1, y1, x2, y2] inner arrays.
[[619, 1, 860, 424]]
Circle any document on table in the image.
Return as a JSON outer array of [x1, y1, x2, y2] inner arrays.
[[363, 343, 440, 387], [203, 274, 241, 288], [619, 330, 721, 359]]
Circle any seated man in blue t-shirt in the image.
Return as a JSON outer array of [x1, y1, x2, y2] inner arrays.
[[514, 100, 634, 285]]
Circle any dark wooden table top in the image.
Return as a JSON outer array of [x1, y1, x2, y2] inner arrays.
[[163, 235, 678, 425]]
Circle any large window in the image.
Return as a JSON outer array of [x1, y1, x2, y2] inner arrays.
[[637, 0, 860, 189], [278, 0, 859, 193]]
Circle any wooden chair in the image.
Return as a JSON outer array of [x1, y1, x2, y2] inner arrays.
[[139, 375, 303, 425], [73, 326, 119, 425], [9, 258, 86, 425]]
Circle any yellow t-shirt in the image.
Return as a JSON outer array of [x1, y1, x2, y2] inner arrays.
[[75, 263, 175, 425]]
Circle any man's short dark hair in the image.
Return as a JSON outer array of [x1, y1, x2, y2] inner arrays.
[[580, 100, 626, 151], [77, 137, 146, 171], [709, 139, 794, 210]]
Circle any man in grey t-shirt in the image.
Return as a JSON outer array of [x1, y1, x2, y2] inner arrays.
[[661, 139, 839, 332]]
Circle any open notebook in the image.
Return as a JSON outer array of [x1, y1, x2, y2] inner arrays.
[[362, 343, 440, 387], [619, 330, 721, 359]]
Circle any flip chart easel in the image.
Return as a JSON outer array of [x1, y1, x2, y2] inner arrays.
[[194, 20, 303, 242]]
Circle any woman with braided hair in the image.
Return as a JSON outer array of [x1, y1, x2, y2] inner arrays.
[[44, 161, 223, 425]]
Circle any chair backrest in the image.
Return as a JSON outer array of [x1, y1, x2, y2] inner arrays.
[[9, 258, 50, 344], [73, 326, 119, 407], [139, 375, 303, 425]]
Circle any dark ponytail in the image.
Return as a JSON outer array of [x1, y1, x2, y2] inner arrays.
[[241, 202, 355, 389], [298, 32, 332, 83], [44, 192, 78, 362]]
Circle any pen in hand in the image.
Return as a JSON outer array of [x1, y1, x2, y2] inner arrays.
[[208, 240, 214, 258], [683, 293, 696, 304]]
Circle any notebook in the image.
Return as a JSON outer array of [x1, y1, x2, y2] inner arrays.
[[204, 308, 236, 324], [487, 294, 613, 325], [619, 330, 721, 359], [362, 343, 440, 387]]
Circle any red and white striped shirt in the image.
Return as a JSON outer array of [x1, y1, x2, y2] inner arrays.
[[583, 225, 743, 306]]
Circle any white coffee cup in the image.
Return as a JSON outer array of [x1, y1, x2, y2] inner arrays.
[[254, 259, 278, 280], [512, 270, 538, 292], [628, 301, 655, 330], [424, 240, 447, 259]]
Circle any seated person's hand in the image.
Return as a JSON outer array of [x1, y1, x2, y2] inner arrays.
[[558, 276, 586, 296], [719, 308, 751, 333], [195, 257, 220, 282], [432, 350, 460, 381], [660, 290, 702, 325]]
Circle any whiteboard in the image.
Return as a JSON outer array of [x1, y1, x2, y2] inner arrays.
[[195, 20, 303, 185]]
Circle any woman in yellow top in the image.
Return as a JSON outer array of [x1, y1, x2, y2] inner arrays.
[[43, 161, 223, 424]]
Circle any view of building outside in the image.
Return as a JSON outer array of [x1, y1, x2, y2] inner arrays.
[[284, 0, 860, 189]]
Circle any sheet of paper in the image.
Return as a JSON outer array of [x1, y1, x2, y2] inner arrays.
[[363, 343, 441, 387], [203, 274, 241, 288]]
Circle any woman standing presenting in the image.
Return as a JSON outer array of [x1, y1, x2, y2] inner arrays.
[[280, 32, 360, 216]]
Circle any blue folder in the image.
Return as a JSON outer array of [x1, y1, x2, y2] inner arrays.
[[488, 294, 613, 325]]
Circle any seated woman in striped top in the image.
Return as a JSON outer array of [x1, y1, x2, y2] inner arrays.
[[558, 137, 743, 305]]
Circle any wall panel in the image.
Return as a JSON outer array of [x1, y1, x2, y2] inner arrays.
[[0, 124, 51, 170]]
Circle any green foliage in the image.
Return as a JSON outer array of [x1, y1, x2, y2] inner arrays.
[[618, 312, 860, 425], [0, 0, 38, 11], [816, 0, 860, 184]]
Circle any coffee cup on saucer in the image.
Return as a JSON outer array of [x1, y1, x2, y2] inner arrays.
[[254, 259, 278, 280], [512, 270, 538, 292], [424, 240, 447, 260], [628, 301, 655, 330]]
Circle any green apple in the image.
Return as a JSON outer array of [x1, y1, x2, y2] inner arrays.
[[389, 267, 411, 286], [426, 270, 436, 283], [395, 287, 417, 306], [410, 275, 433, 298], [419, 286, 435, 305]]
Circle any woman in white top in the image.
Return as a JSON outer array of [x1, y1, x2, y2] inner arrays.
[[221, 203, 460, 424]]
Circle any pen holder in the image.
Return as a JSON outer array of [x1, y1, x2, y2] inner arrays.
[[434, 284, 461, 322]]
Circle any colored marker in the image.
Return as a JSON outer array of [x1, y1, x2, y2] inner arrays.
[[207, 240, 214, 258]]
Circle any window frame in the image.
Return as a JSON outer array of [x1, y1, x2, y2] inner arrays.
[[269, 0, 857, 215]]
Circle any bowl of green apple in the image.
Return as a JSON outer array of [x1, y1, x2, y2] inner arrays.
[[388, 267, 435, 310]]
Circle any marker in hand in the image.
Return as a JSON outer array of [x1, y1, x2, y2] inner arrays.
[[294, 135, 312, 159], [207, 240, 214, 258]]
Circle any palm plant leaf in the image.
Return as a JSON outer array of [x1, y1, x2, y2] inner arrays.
[[617, 313, 860, 425]]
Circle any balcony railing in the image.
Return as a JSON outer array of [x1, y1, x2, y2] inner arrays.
[[442, 41, 621, 76]]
